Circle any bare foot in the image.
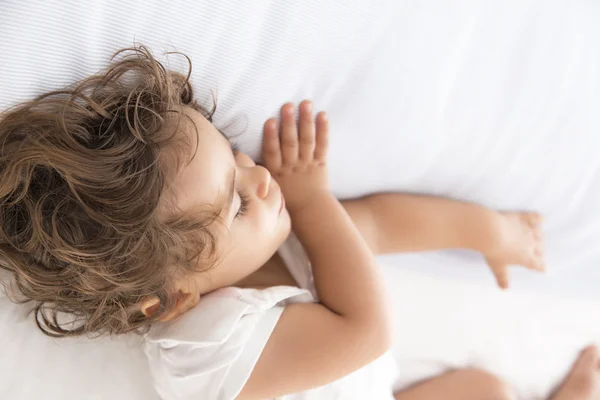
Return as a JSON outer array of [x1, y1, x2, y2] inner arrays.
[[551, 346, 600, 400], [484, 212, 545, 289]]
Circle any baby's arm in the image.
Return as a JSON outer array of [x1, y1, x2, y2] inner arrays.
[[237, 101, 392, 399], [343, 194, 545, 288]]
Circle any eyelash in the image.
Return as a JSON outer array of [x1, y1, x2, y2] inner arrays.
[[235, 191, 250, 219], [230, 142, 249, 219]]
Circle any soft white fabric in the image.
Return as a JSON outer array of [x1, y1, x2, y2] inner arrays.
[[1, 0, 600, 399], [144, 235, 398, 400], [380, 259, 600, 399], [145, 286, 299, 400]]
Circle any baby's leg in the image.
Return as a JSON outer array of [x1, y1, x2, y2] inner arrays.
[[393, 368, 515, 400]]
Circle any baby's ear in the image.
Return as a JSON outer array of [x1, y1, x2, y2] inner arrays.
[[161, 290, 196, 321], [139, 290, 198, 321], [139, 296, 161, 318]]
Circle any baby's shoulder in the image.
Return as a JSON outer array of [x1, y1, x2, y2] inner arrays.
[[146, 286, 310, 344], [143, 286, 312, 400]]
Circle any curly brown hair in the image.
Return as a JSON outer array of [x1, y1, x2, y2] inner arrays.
[[0, 46, 221, 337]]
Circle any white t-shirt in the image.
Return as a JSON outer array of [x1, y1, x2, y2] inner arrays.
[[144, 234, 398, 400]]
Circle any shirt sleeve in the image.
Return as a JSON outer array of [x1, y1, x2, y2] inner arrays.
[[144, 286, 311, 400]]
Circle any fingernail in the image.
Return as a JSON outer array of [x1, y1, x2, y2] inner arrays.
[[286, 106, 295, 116], [304, 101, 312, 113]]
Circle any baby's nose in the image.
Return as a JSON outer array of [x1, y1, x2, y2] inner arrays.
[[237, 152, 255, 167], [254, 165, 271, 199]]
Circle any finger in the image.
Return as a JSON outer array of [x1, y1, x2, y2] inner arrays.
[[314, 111, 329, 162], [280, 103, 299, 165], [261, 119, 281, 170], [492, 264, 510, 289], [298, 100, 316, 162]]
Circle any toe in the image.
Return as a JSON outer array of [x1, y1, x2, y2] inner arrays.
[[522, 212, 542, 228], [526, 254, 543, 272], [493, 265, 510, 289], [575, 346, 599, 371], [551, 347, 600, 400], [534, 256, 546, 272], [559, 346, 600, 397], [533, 246, 546, 271]]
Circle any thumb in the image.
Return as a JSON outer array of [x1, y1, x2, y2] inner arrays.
[[488, 261, 510, 290]]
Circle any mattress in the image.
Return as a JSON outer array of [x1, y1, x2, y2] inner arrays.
[[1, 0, 599, 398]]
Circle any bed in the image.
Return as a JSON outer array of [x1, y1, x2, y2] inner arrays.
[[1, 1, 599, 398]]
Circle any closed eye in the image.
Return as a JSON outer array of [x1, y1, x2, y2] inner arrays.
[[229, 142, 249, 219], [235, 191, 250, 219]]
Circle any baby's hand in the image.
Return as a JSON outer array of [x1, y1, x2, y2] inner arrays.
[[261, 100, 329, 213], [484, 212, 545, 289]]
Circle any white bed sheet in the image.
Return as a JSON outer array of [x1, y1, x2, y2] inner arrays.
[[381, 259, 600, 399], [2, 258, 598, 400], [1, 0, 599, 399]]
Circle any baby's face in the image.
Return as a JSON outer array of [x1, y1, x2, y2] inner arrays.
[[167, 106, 291, 295]]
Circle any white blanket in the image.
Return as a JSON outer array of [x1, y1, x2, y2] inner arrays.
[[1, 0, 599, 399]]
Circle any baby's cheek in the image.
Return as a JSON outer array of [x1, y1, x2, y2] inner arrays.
[[232, 216, 268, 249], [233, 206, 282, 254], [252, 208, 276, 235]]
